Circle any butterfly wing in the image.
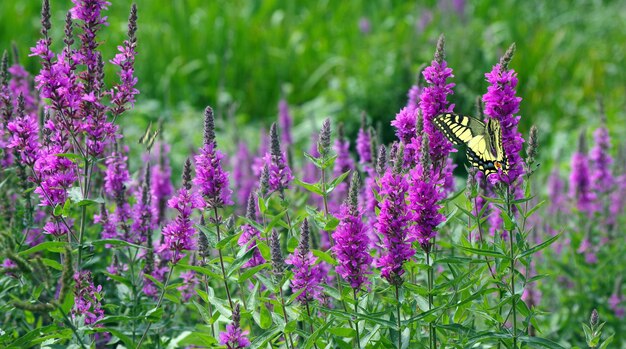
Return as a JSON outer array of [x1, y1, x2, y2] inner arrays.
[[433, 113, 507, 176]]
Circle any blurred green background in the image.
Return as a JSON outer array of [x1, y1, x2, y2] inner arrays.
[[1, 0, 625, 162]]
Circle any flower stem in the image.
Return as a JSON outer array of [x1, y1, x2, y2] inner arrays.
[[305, 301, 320, 349], [506, 188, 518, 348], [353, 289, 362, 349], [135, 260, 176, 349], [57, 304, 87, 349], [213, 206, 234, 309], [76, 158, 91, 273], [279, 288, 295, 349], [201, 254, 216, 337], [395, 284, 402, 349]]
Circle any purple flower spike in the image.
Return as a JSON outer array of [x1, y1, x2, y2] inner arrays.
[[285, 219, 324, 304], [391, 107, 416, 145], [332, 174, 372, 291], [194, 107, 232, 208], [376, 148, 414, 286], [569, 133, 596, 214], [278, 99, 292, 146], [160, 159, 204, 262], [356, 115, 372, 165], [238, 194, 265, 268], [419, 35, 456, 168], [72, 270, 104, 326], [589, 122, 613, 196], [109, 4, 138, 116], [408, 137, 444, 253], [268, 123, 293, 193], [219, 303, 250, 349], [482, 44, 524, 185], [7, 96, 40, 166]]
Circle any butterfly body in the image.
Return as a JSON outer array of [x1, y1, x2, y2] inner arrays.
[[433, 113, 508, 176]]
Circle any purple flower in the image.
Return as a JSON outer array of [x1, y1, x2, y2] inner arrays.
[[43, 217, 72, 237], [285, 219, 323, 303], [72, 270, 104, 326], [278, 99, 292, 146], [143, 264, 167, 299], [332, 174, 372, 291], [232, 141, 255, 208], [8, 64, 38, 114], [408, 139, 444, 252], [358, 17, 371, 34], [419, 36, 455, 168], [331, 127, 354, 209], [416, 10, 433, 33], [356, 123, 372, 165], [151, 142, 174, 225], [391, 107, 416, 145], [177, 270, 198, 302], [303, 132, 320, 184], [609, 293, 625, 319], [219, 304, 250, 349], [160, 159, 204, 261], [268, 123, 293, 193], [482, 46, 524, 185], [547, 169, 565, 216], [407, 84, 421, 112], [194, 107, 232, 207], [104, 148, 130, 198], [33, 145, 77, 208], [195, 142, 232, 207], [569, 134, 596, 214], [130, 166, 154, 244], [609, 172, 626, 227], [238, 194, 265, 269], [375, 163, 414, 285], [7, 99, 40, 166], [109, 4, 138, 116], [589, 125, 613, 196]]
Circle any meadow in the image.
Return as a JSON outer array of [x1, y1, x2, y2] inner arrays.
[[0, 0, 625, 348]]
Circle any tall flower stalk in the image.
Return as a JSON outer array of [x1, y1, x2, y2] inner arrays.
[[194, 106, 234, 309], [482, 44, 524, 346]]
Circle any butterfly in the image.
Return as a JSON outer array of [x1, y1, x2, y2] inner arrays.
[[433, 113, 508, 176]]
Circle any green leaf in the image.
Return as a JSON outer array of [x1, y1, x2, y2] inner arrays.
[[457, 245, 509, 259], [18, 241, 67, 256], [259, 303, 273, 329], [239, 264, 269, 283], [294, 178, 323, 196], [177, 264, 223, 280], [55, 153, 83, 162], [518, 336, 566, 349], [145, 307, 164, 322], [312, 249, 337, 266], [303, 318, 333, 349], [216, 231, 239, 249], [89, 239, 147, 250], [248, 326, 282, 349], [326, 170, 351, 194], [518, 234, 560, 259], [193, 300, 213, 325], [598, 334, 614, 349]]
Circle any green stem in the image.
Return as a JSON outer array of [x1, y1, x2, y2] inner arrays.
[[279, 288, 295, 349], [135, 260, 176, 349], [395, 284, 402, 349], [57, 305, 87, 349], [213, 206, 234, 309], [353, 289, 362, 349], [201, 254, 216, 337], [506, 188, 518, 348], [76, 158, 90, 273], [427, 251, 435, 349], [305, 301, 320, 349]]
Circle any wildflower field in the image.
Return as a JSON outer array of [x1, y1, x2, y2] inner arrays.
[[0, 1, 625, 348]]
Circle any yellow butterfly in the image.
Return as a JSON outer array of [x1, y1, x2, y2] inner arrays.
[[433, 113, 508, 176]]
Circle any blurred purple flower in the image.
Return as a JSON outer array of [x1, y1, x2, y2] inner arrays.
[[238, 194, 265, 269], [589, 125, 613, 195], [177, 270, 198, 302], [569, 135, 596, 214]]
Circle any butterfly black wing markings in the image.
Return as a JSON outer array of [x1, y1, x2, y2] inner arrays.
[[433, 113, 508, 176]]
